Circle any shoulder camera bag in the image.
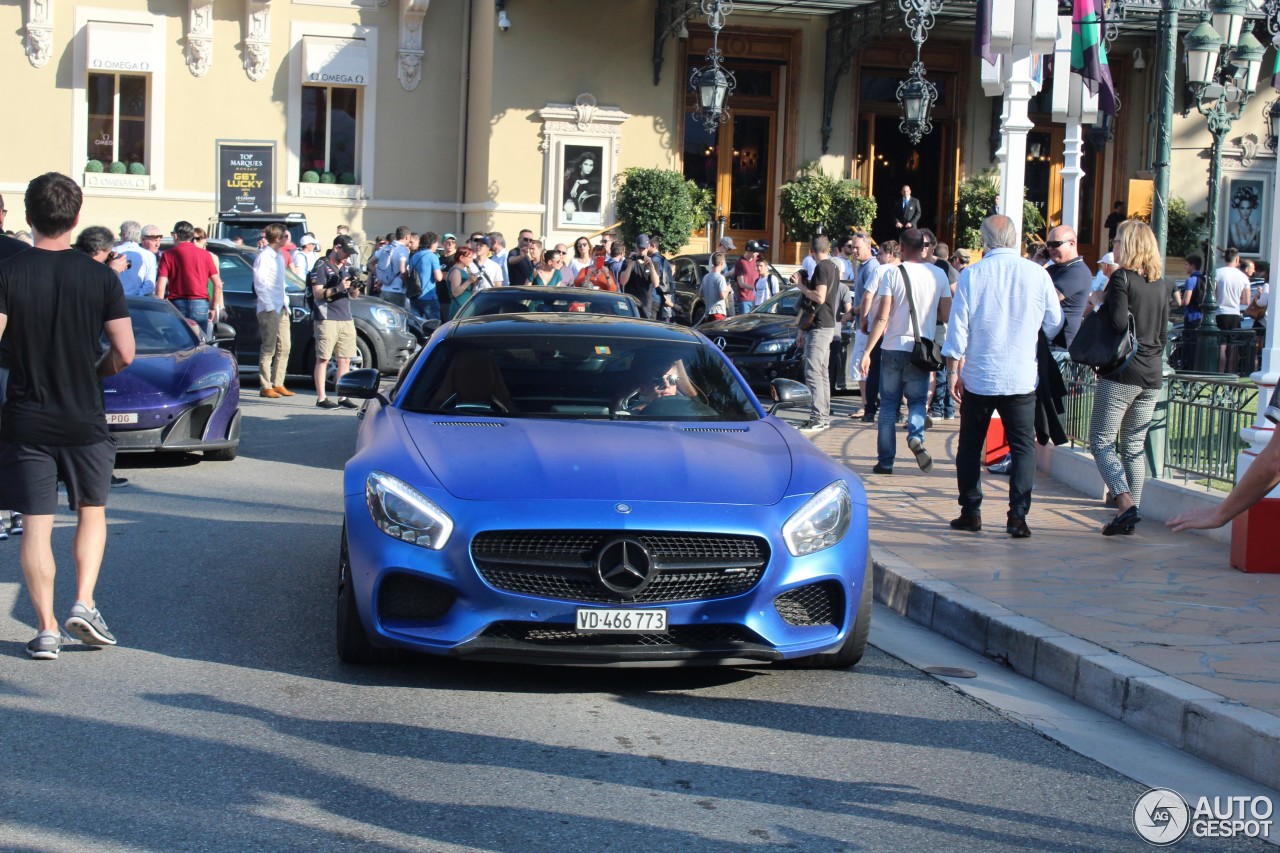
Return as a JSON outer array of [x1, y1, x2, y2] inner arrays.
[[902, 264, 944, 372]]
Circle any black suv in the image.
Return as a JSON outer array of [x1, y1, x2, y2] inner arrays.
[[209, 211, 309, 248], [163, 240, 419, 379]]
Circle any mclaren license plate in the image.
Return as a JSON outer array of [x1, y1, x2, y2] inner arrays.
[[106, 413, 138, 425], [575, 608, 668, 634]]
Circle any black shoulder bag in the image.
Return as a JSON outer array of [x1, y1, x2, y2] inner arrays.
[[903, 264, 945, 371]]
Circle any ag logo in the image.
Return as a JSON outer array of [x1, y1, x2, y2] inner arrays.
[[1133, 788, 1190, 845]]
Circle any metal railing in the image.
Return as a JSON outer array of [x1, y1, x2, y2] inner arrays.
[[1059, 362, 1257, 491]]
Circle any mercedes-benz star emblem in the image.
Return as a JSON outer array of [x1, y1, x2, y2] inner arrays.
[[595, 537, 656, 597], [714, 336, 727, 349], [615, 503, 632, 514]]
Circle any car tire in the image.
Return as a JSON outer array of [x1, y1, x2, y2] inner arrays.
[[355, 334, 375, 374], [337, 526, 399, 664], [205, 444, 238, 462], [780, 554, 873, 670], [307, 339, 371, 390], [690, 303, 706, 326]]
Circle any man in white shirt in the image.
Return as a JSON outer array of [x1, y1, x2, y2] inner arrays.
[[115, 220, 157, 296], [467, 234, 504, 289], [858, 229, 950, 475], [1214, 247, 1252, 330], [942, 215, 1064, 538], [254, 223, 293, 399], [291, 233, 321, 279]]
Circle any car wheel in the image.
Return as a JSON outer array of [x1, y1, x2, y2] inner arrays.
[[310, 340, 370, 390], [780, 554, 873, 669], [336, 526, 398, 664], [205, 445, 238, 462], [355, 334, 374, 374], [691, 303, 706, 325]]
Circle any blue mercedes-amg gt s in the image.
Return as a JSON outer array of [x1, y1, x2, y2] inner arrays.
[[336, 313, 871, 668]]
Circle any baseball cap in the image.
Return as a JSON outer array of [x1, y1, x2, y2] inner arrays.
[[719, 236, 737, 251], [745, 240, 761, 252], [636, 234, 650, 249], [953, 248, 971, 262], [1099, 252, 1116, 265], [443, 233, 456, 241], [301, 232, 318, 247], [333, 235, 357, 253], [141, 225, 163, 238], [471, 234, 493, 248]]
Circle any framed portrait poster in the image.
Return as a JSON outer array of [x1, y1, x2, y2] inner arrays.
[[558, 142, 606, 228], [1223, 175, 1267, 258]]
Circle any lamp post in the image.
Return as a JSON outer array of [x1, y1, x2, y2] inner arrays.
[[687, 0, 736, 133], [1184, 0, 1263, 373]]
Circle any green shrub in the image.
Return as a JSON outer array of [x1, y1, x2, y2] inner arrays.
[[686, 181, 715, 230], [301, 170, 320, 183], [1166, 197, 1208, 258], [614, 168, 697, 251], [108, 161, 127, 174], [338, 171, 357, 185], [778, 163, 875, 243], [956, 171, 1000, 250], [319, 172, 336, 184], [128, 162, 147, 175], [1022, 200, 1045, 243], [85, 160, 104, 173]]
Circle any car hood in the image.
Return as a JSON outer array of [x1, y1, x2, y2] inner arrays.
[[403, 414, 793, 504], [700, 312, 796, 337], [103, 349, 224, 400]]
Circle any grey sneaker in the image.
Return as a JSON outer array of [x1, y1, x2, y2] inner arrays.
[[65, 603, 117, 646], [797, 419, 829, 434], [26, 632, 60, 660]]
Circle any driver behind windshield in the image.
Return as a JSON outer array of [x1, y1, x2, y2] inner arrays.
[[632, 358, 695, 410]]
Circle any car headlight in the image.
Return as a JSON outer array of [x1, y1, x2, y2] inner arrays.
[[755, 338, 792, 354], [782, 481, 851, 557], [370, 306, 400, 329], [366, 471, 454, 550], [188, 369, 231, 392]]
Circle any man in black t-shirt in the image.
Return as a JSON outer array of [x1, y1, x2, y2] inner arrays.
[[0, 173, 135, 660], [0, 193, 29, 540], [506, 229, 536, 287], [793, 235, 842, 433], [1045, 225, 1093, 348], [619, 234, 659, 320]]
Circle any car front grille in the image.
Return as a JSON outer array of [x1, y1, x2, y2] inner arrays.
[[480, 621, 755, 647], [774, 581, 842, 627], [377, 573, 457, 622], [712, 336, 755, 355], [471, 530, 769, 604]]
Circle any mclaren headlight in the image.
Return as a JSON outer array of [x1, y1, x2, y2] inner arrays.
[[782, 481, 851, 557], [188, 369, 231, 393], [366, 471, 454, 550]]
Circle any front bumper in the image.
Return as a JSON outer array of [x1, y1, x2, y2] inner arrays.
[[111, 392, 240, 453], [343, 494, 869, 666]]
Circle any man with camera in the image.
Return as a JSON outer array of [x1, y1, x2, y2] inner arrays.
[[310, 235, 362, 409], [619, 234, 659, 319]]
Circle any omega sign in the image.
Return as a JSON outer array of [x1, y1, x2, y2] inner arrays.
[[309, 72, 364, 84], [91, 60, 150, 71]]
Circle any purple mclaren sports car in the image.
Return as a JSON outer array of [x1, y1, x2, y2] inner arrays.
[[104, 297, 241, 461]]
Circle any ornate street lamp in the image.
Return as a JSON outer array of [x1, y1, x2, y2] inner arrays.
[[1266, 99, 1280, 150], [687, 0, 736, 133], [895, 0, 943, 145], [1184, 0, 1261, 372]]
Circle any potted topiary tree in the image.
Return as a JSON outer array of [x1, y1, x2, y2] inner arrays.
[[301, 170, 320, 183], [85, 159, 104, 173], [128, 162, 147, 176], [108, 161, 127, 174], [955, 170, 1000, 253], [778, 163, 837, 263], [319, 171, 336, 184], [614, 167, 697, 253]]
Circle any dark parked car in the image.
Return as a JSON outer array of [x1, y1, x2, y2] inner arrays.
[[454, 285, 643, 319], [668, 254, 787, 326], [105, 297, 240, 460], [698, 288, 807, 390], [208, 211, 308, 248], [162, 240, 419, 380]]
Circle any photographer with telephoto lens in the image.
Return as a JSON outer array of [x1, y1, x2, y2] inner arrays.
[[310, 235, 362, 409]]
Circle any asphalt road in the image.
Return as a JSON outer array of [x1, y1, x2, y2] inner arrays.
[[0, 394, 1267, 852]]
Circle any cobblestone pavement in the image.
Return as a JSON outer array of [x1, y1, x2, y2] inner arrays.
[[802, 392, 1280, 789]]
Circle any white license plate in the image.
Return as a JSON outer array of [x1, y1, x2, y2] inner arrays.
[[575, 608, 668, 634], [106, 413, 138, 425]]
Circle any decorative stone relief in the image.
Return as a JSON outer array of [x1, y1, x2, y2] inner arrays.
[[186, 0, 214, 77], [243, 0, 271, 81], [398, 0, 430, 91], [25, 0, 53, 68], [1236, 133, 1260, 169], [536, 94, 628, 155]]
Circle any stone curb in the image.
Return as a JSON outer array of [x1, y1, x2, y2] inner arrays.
[[870, 547, 1280, 791]]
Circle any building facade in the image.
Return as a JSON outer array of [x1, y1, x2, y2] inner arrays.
[[0, 0, 1275, 266]]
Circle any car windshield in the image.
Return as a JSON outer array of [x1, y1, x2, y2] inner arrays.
[[401, 334, 760, 421], [456, 289, 637, 319], [754, 288, 804, 317], [218, 222, 307, 247], [129, 300, 200, 354]]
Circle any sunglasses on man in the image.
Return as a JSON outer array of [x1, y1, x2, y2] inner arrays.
[[1046, 240, 1074, 249]]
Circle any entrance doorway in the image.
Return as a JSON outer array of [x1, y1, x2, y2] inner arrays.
[[866, 114, 947, 242]]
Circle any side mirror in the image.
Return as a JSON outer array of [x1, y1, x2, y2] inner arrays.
[[768, 378, 812, 415], [336, 368, 386, 404], [209, 322, 237, 347]]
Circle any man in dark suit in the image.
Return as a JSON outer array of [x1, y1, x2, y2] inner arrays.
[[895, 185, 921, 231]]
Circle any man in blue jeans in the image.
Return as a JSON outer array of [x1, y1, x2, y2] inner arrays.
[[858, 229, 950, 475], [943, 215, 1063, 538]]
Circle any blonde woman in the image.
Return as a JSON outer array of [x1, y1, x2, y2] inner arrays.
[[1084, 220, 1177, 536]]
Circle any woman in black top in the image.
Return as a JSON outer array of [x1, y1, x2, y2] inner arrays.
[[1084, 220, 1176, 535]]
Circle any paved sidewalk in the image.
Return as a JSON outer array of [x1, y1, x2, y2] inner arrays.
[[807, 394, 1280, 791]]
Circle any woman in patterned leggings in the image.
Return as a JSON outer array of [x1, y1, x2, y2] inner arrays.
[[1083, 220, 1176, 536]]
